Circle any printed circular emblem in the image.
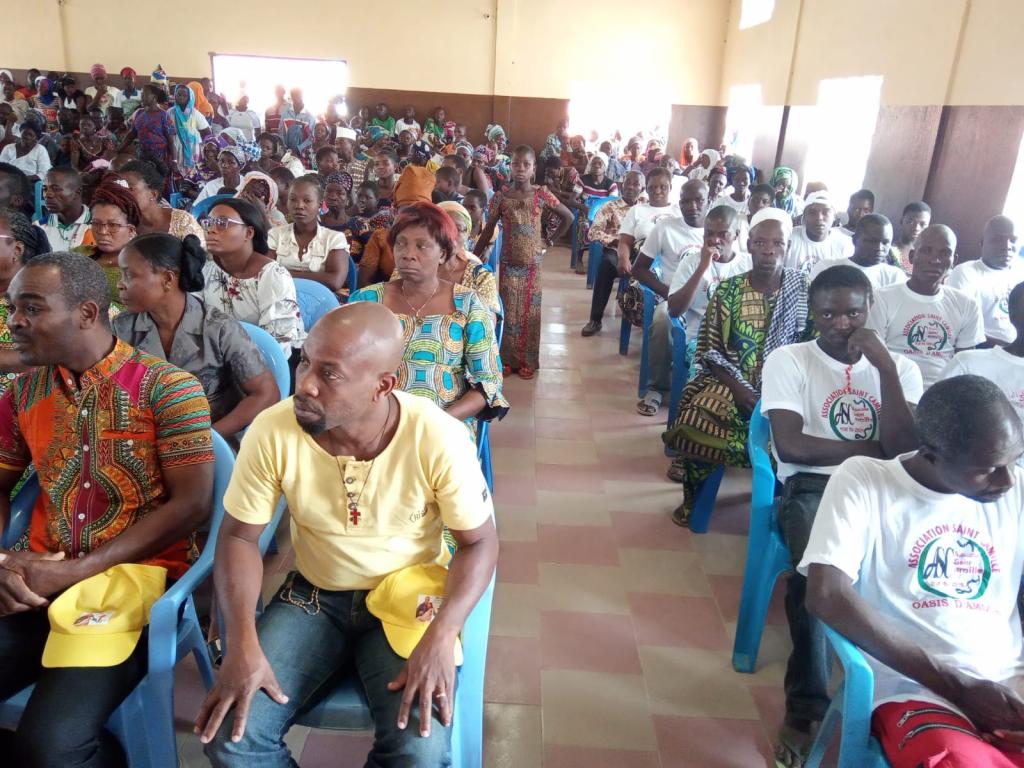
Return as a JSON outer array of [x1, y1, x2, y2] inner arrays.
[[917, 535, 991, 600], [906, 319, 949, 352], [827, 393, 879, 441]]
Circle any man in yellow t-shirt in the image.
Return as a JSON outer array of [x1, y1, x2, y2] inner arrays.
[[197, 302, 498, 768]]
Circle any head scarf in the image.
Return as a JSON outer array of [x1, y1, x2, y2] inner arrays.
[[454, 140, 474, 158], [0, 70, 11, 84], [238, 171, 279, 210], [485, 124, 506, 142], [337, 127, 357, 142], [770, 166, 800, 213], [411, 139, 433, 165], [188, 81, 214, 119], [36, 77, 57, 106], [219, 127, 261, 164], [172, 84, 201, 168], [218, 145, 246, 168], [394, 165, 435, 207], [120, 67, 136, 79], [803, 190, 834, 211], [473, 144, 494, 163], [593, 151, 610, 169], [438, 200, 472, 234], [699, 149, 721, 168], [150, 66, 168, 87], [90, 64, 107, 79], [325, 171, 354, 196], [367, 125, 388, 143]]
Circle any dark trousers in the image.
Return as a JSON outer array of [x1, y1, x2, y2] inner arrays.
[[589, 246, 623, 323], [777, 472, 832, 729], [0, 609, 148, 768]]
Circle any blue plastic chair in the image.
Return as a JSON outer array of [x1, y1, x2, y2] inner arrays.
[[293, 278, 341, 333], [0, 432, 236, 768], [347, 253, 358, 295], [190, 193, 234, 222], [804, 627, 890, 768], [32, 180, 43, 222], [486, 227, 502, 274], [169, 192, 183, 210], [667, 315, 689, 428], [240, 322, 289, 401], [476, 299, 504, 492], [732, 402, 792, 672], [636, 283, 658, 398]]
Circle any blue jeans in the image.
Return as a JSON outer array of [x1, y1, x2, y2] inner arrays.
[[205, 572, 452, 768]]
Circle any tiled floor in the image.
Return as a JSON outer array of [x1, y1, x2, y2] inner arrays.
[[174, 246, 794, 767]]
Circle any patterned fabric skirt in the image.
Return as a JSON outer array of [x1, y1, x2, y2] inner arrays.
[[500, 258, 543, 370], [663, 374, 751, 468]]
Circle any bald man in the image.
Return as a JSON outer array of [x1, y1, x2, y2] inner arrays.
[[198, 303, 499, 768], [948, 215, 1024, 346]]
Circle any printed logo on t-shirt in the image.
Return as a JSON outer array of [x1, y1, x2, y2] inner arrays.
[[821, 389, 880, 441], [998, 290, 1010, 316], [908, 524, 999, 604], [902, 314, 951, 355]]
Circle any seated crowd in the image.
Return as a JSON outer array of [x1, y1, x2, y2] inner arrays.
[[0, 62, 1023, 768]]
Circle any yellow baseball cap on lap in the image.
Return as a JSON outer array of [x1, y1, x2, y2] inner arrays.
[[43, 563, 167, 668], [366, 563, 463, 666]]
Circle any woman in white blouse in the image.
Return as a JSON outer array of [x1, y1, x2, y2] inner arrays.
[[200, 197, 305, 358], [226, 95, 262, 142], [0, 122, 51, 182], [268, 174, 350, 295]]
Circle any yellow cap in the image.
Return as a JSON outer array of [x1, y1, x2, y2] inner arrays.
[[366, 563, 463, 666], [43, 564, 167, 668]]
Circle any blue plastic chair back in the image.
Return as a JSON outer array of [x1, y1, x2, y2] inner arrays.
[[667, 315, 689, 427], [636, 276, 658, 398], [486, 227, 502, 273], [169, 192, 183, 210], [293, 278, 341, 333], [732, 402, 793, 672], [476, 296, 504, 492], [32, 180, 43, 222], [347, 253, 358, 295], [240, 321, 290, 400], [804, 627, 890, 768], [190, 193, 235, 222], [0, 431, 236, 768]]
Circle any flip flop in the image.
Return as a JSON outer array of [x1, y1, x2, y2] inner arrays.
[[518, 367, 535, 380], [636, 391, 662, 416], [773, 724, 814, 768]]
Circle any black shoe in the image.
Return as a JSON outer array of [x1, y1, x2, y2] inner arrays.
[[581, 320, 602, 337]]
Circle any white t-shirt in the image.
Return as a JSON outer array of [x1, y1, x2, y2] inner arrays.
[[269, 223, 349, 273], [640, 216, 704, 279], [947, 259, 1024, 344], [761, 340, 924, 481], [84, 85, 123, 114], [798, 455, 1024, 711], [867, 283, 985, 389], [940, 348, 1024, 432], [194, 177, 227, 205], [394, 118, 421, 139], [618, 203, 682, 254], [809, 257, 906, 290], [667, 247, 752, 331], [784, 226, 854, 275], [227, 109, 262, 142], [713, 192, 748, 216], [0, 142, 51, 179], [40, 208, 91, 251]]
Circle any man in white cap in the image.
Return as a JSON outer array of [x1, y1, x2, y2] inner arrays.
[[785, 189, 854, 276], [336, 126, 369, 189]]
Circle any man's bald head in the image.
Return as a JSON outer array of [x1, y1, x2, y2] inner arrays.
[[680, 179, 708, 227], [909, 224, 957, 286], [293, 302, 406, 436], [314, 302, 405, 374], [981, 214, 1018, 269]]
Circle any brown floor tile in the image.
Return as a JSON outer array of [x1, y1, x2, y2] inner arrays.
[[537, 524, 621, 566], [484, 636, 542, 705], [540, 610, 642, 673]]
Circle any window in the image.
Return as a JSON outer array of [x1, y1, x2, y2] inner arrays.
[[739, 0, 776, 30], [801, 76, 882, 205], [210, 54, 348, 120], [723, 84, 764, 162], [568, 82, 672, 148]]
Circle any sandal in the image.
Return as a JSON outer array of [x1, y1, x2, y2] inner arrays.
[[518, 367, 535, 380], [636, 391, 662, 416], [671, 501, 691, 528], [773, 724, 815, 768], [666, 459, 686, 483]]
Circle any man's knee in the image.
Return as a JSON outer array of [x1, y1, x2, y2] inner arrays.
[[204, 693, 294, 767], [16, 717, 124, 768], [370, 716, 452, 768]]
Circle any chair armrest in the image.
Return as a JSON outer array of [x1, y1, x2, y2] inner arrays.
[[3, 473, 39, 549], [823, 625, 878, 762]]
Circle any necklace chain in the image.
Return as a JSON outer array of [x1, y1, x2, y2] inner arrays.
[[330, 396, 392, 526], [399, 279, 441, 323]]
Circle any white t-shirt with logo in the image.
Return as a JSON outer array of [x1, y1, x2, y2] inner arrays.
[[761, 340, 924, 481], [640, 216, 704, 279], [867, 283, 985, 389], [618, 203, 682, 256], [940, 348, 1024, 436], [784, 226, 854, 276], [798, 455, 1024, 711], [947, 259, 1024, 344], [713, 192, 748, 215], [667, 248, 752, 331], [809, 257, 907, 290]]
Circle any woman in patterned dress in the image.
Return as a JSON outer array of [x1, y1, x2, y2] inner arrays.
[[121, 159, 205, 242], [474, 145, 573, 379], [349, 201, 507, 439], [662, 211, 809, 526]]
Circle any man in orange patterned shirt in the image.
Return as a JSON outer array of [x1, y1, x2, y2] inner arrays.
[[0, 251, 214, 767]]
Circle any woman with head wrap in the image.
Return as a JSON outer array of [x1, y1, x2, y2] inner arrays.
[[465, 145, 493, 197], [187, 81, 215, 121], [85, 63, 122, 116], [770, 165, 804, 216], [189, 138, 223, 185], [238, 170, 287, 227], [685, 148, 720, 181], [357, 164, 435, 286], [118, 84, 175, 167], [30, 76, 59, 131], [318, 171, 353, 231], [118, 67, 142, 118], [170, 83, 212, 172], [79, 177, 141, 306], [194, 145, 245, 205]]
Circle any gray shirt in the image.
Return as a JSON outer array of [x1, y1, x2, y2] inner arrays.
[[113, 295, 268, 425]]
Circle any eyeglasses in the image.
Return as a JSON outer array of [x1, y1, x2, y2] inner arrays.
[[201, 216, 245, 232], [0, 235, 14, 243], [91, 221, 133, 232]]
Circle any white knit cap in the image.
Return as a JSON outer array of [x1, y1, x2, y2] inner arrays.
[[337, 127, 358, 141], [749, 207, 793, 237], [803, 190, 834, 210]]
